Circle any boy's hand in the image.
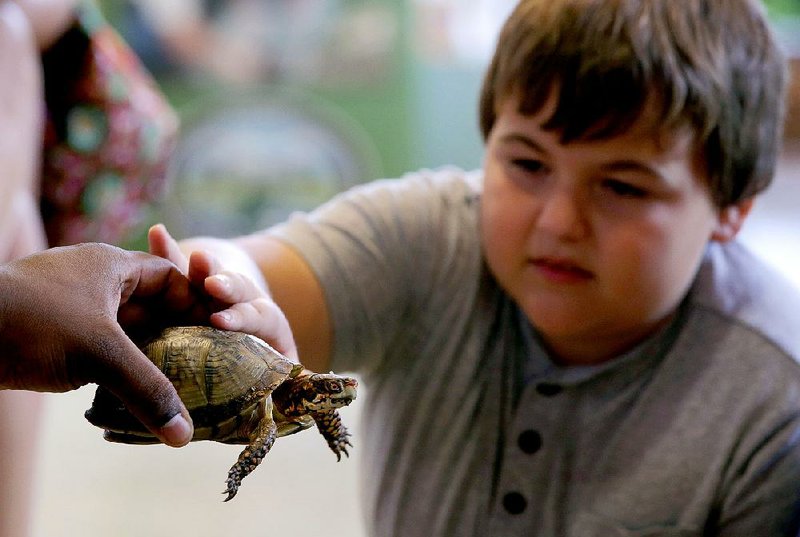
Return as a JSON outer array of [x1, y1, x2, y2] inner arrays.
[[148, 224, 299, 361], [0, 243, 196, 447]]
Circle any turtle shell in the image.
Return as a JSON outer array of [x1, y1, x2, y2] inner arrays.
[[85, 326, 303, 441], [148, 326, 296, 412]]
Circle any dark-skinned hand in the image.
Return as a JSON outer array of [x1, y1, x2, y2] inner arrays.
[[0, 242, 217, 447]]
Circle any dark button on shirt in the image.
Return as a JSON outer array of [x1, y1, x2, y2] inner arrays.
[[535, 383, 563, 396], [517, 429, 542, 454], [502, 491, 527, 515]]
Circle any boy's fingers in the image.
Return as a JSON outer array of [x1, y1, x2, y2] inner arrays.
[[148, 224, 189, 274], [210, 299, 298, 361], [204, 271, 263, 303]]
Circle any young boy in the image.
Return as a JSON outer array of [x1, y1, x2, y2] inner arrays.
[[150, 0, 800, 534]]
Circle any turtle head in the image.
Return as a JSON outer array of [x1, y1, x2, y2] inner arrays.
[[274, 372, 358, 417]]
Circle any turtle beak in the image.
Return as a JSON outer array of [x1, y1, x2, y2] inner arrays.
[[336, 382, 357, 406]]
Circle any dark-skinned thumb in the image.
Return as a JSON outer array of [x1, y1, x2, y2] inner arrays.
[[86, 330, 194, 447]]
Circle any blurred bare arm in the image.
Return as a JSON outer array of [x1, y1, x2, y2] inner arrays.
[[0, 1, 48, 261], [11, 0, 77, 49]]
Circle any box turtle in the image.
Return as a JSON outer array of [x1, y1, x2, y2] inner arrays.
[[84, 325, 358, 501]]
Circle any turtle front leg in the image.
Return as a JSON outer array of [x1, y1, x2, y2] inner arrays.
[[223, 407, 278, 502], [312, 409, 352, 461]]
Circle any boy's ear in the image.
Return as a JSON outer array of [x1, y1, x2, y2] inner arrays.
[[711, 198, 755, 242]]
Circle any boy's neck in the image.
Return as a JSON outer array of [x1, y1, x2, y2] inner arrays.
[[542, 313, 678, 367]]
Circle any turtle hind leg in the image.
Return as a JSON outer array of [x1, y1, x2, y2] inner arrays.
[[312, 409, 352, 461], [223, 414, 277, 502]]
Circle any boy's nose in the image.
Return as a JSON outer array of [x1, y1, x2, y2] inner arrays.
[[535, 188, 589, 241]]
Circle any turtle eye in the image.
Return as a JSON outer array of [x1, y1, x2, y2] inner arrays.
[[327, 380, 343, 393]]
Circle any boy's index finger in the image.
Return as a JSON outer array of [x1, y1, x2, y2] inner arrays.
[[148, 223, 189, 274]]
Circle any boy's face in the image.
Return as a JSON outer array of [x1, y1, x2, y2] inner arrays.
[[481, 94, 749, 364]]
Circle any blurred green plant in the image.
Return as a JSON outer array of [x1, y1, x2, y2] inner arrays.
[[764, 0, 800, 17]]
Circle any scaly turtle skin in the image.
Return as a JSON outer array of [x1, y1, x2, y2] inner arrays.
[[84, 326, 357, 501]]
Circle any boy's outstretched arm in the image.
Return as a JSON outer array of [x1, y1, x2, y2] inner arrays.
[[148, 224, 332, 373]]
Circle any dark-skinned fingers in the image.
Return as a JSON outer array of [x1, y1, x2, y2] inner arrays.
[[52, 244, 131, 312], [148, 223, 189, 274], [117, 266, 212, 340], [81, 324, 194, 447], [66, 244, 183, 317], [116, 302, 149, 330], [156, 263, 208, 315], [187, 250, 219, 286], [120, 250, 189, 301], [137, 258, 213, 319]]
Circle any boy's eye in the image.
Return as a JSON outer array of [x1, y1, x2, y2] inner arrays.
[[602, 179, 648, 198], [511, 158, 546, 173]]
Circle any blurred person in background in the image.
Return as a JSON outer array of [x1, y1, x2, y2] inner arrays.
[[0, 0, 177, 534], [0, 2, 76, 535], [123, 0, 342, 85]]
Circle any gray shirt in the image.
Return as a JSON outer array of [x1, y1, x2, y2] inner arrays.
[[270, 167, 800, 537]]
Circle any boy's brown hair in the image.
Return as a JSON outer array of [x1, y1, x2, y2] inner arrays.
[[479, 0, 788, 208]]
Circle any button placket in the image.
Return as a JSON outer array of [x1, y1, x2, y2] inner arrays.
[[491, 380, 565, 526]]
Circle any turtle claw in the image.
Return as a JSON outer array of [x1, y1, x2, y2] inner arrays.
[[313, 409, 354, 461], [329, 432, 352, 461], [335, 437, 354, 461], [222, 465, 246, 502], [222, 486, 238, 502]]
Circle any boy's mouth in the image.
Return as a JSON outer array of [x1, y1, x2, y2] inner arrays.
[[530, 257, 594, 283]]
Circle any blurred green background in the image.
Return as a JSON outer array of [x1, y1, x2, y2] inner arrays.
[[95, 0, 798, 250], [96, 0, 507, 249]]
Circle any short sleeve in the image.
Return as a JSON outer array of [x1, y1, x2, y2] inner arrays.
[[267, 167, 483, 375]]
